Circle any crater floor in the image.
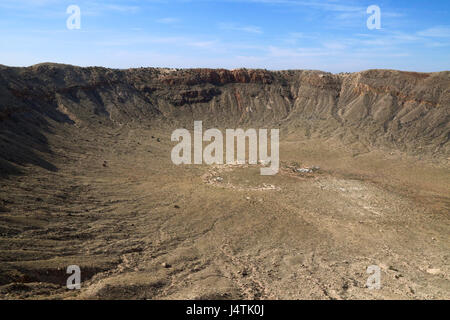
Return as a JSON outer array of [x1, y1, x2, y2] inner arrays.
[[0, 125, 449, 299]]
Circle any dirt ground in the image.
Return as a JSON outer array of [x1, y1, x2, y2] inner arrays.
[[0, 123, 449, 300]]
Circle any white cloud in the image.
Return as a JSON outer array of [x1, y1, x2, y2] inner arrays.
[[103, 4, 140, 13], [418, 26, 450, 38], [156, 17, 180, 24], [245, 0, 363, 12], [188, 40, 218, 48], [219, 23, 263, 34], [268, 46, 331, 57], [322, 41, 346, 50]]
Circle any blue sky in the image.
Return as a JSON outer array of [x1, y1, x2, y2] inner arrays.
[[0, 0, 449, 72]]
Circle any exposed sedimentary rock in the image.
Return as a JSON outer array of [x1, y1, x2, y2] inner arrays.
[[0, 63, 448, 174]]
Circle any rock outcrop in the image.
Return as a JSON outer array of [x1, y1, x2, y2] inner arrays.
[[0, 63, 448, 174]]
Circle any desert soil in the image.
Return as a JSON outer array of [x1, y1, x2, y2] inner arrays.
[[0, 123, 448, 300]]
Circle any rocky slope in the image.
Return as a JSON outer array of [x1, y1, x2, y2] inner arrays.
[[0, 63, 449, 300], [0, 63, 449, 174]]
